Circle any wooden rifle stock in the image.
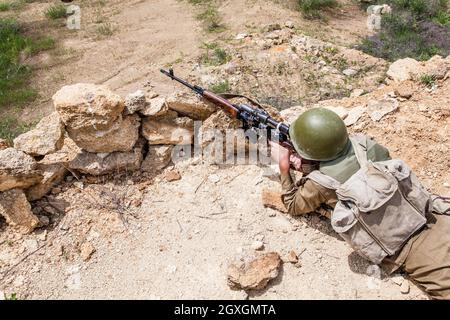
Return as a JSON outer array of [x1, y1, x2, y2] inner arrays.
[[202, 90, 239, 118]]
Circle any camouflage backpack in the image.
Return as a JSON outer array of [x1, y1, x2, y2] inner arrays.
[[307, 134, 449, 265]]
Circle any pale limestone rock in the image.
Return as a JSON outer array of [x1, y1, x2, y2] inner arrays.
[[141, 145, 173, 173], [280, 105, 306, 123], [0, 189, 39, 234], [166, 91, 216, 120], [227, 252, 282, 290], [25, 163, 67, 201], [142, 116, 194, 145], [53, 83, 124, 131], [139, 97, 170, 117], [41, 137, 82, 165], [68, 140, 144, 175], [387, 58, 422, 82], [14, 112, 64, 156], [67, 114, 140, 153], [80, 242, 95, 261], [344, 106, 367, 126], [124, 90, 146, 115], [261, 189, 287, 213], [367, 98, 399, 121], [0, 148, 42, 192]]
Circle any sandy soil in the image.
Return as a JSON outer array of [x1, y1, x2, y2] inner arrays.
[[0, 0, 448, 300]]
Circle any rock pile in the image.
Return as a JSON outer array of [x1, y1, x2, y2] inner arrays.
[[0, 83, 220, 233]]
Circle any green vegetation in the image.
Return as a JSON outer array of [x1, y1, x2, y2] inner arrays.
[[0, 2, 11, 11], [0, 116, 36, 143], [210, 80, 230, 93], [5, 293, 18, 300], [0, 19, 55, 108], [419, 74, 436, 87], [187, 0, 226, 33], [359, 0, 450, 61], [96, 22, 114, 37], [0, 18, 54, 141], [297, 0, 338, 19], [197, 5, 226, 33], [200, 42, 230, 66], [45, 4, 67, 20]]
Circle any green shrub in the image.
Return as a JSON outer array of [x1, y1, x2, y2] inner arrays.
[[0, 2, 11, 11], [420, 74, 436, 87], [45, 4, 67, 20], [359, 0, 450, 61], [197, 5, 225, 33], [200, 43, 230, 66], [0, 116, 36, 143], [298, 0, 338, 19], [0, 18, 55, 109], [210, 80, 230, 93], [97, 22, 114, 36]]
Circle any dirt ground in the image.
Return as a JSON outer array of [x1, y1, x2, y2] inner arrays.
[[0, 0, 449, 300]]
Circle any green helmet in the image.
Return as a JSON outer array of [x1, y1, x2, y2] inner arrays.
[[289, 108, 349, 161]]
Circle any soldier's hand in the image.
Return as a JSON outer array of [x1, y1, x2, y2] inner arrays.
[[269, 141, 290, 174], [290, 154, 302, 171]]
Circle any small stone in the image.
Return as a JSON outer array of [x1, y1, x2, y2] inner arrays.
[[166, 265, 177, 274], [0, 139, 8, 151], [251, 240, 264, 251], [367, 98, 399, 121], [350, 89, 364, 97], [287, 250, 299, 264], [387, 58, 422, 82], [235, 33, 248, 40], [208, 174, 220, 183], [390, 274, 404, 286], [139, 97, 169, 117], [400, 280, 410, 294], [38, 215, 50, 227], [394, 86, 413, 99], [80, 242, 95, 261], [227, 252, 282, 290], [37, 230, 47, 241], [344, 106, 366, 126], [24, 239, 39, 252], [443, 182, 450, 188], [165, 169, 181, 182], [13, 275, 25, 287], [285, 21, 295, 29], [0, 189, 39, 234], [342, 68, 358, 77], [418, 104, 428, 112], [261, 189, 287, 213], [55, 245, 64, 256]]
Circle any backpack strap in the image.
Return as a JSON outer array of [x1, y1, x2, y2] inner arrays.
[[431, 195, 450, 215], [307, 170, 341, 190], [349, 134, 369, 169]]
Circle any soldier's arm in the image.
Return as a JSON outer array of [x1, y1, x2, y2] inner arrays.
[[280, 172, 336, 216]]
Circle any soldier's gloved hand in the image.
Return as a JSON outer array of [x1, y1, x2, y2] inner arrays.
[[269, 141, 291, 175]]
